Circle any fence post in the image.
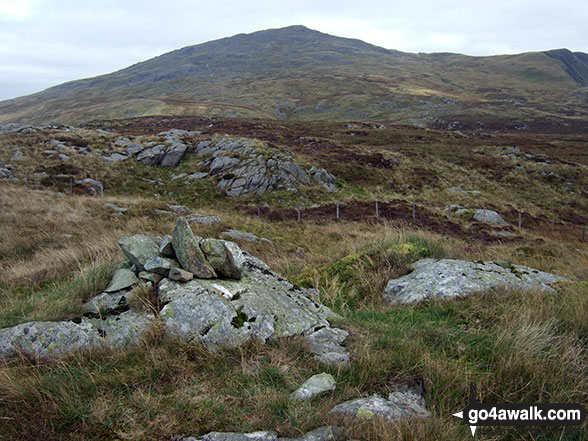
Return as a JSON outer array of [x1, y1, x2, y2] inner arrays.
[[583, 226, 586, 243], [297, 204, 301, 223], [69, 177, 73, 196], [375, 201, 379, 219], [412, 203, 416, 221], [518, 213, 522, 229], [257, 206, 260, 219], [99, 182, 103, 198], [336, 203, 340, 220]]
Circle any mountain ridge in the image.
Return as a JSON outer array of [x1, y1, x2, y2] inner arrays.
[[1, 25, 587, 129]]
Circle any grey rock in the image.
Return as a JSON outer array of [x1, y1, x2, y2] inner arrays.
[[11, 150, 25, 161], [186, 172, 208, 180], [291, 373, 336, 402], [114, 137, 131, 145], [188, 214, 222, 225], [0, 311, 153, 359], [167, 204, 191, 215], [75, 178, 102, 194], [169, 267, 194, 282], [106, 203, 129, 214], [279, 427, 344, 441], [171, 172, 188, 180], [144, 256, 178, 277], [221, 230, 274, 246], [305, 327, 349, 366], [138, 271, 163, 285], [125, 143, 144, 156], [329, 389, 430, 423], [160, 142, 187, 167], [104, 153, 128, 163], [455, 209, 508, 225], [187, 431, 278, 441], [155, 209, 177, 216], [82, 291, 129, 316], [58, 153, 70, 161], [118, 234, 160, 272], [200, 239, 245, 279], [158, 252, 336, 349], [137, 144, 165, 165], [105, 268, 138, 293], [159, 235, 175, 257], [383, 258, 568, 304], [171, 217, 216, 278]]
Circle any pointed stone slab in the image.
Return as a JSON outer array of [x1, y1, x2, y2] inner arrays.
[[118, 234, 159, 272], [104, 268, 138, 293], [171, 217, 216, 278]]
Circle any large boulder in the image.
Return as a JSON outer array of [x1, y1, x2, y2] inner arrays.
[[171, 217, 216, 278], [383, 259, 567, 304], [200, 239, 245, 279], [456, 208, 508, 225], [118, 235, 160, 272]]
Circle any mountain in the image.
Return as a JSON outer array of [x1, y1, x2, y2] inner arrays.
[[1, 25, 588, 129]]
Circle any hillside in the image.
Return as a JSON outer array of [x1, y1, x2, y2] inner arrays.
[[1, 26, 588, 129]]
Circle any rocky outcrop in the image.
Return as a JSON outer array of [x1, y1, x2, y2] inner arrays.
[[383, 258, 567, 304], [291, 373, 336, 402], [192, 136, 337, 196], [329, 388, 430, 423]]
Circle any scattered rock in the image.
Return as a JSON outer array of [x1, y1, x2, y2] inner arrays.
[[200, 239, 245, 279], [169, 267, 194, 282], [291, 373, 336, 402], [188, 214, 222, 225], [137, 145, 166, 165], [75, 178, 103, 195], [105, 268, 138, 293], [138, 271, 163, 285], [167, 204, 191, 215], [11, 150, 25, 161], [82, 291, 129, 316], [125, 143, 144, 156], [171, 172, 188, 181], [329, 389, 430, 423], [106, 203, 129, 214], [186, 172, 208, 180], [279, 427, 344, 441], [184, 431, 278, 441], [305, 327, 349, 366], [155, 209, 177, 216], [118, 235, 160, 272], [383, 258, 567, 304], [104, 153, 128, 163], [456, 208, 508, 225], [172, 217, 217, 278], [221, 229, 274, 246]]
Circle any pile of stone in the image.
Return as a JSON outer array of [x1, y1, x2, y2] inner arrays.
[[120, 129, 198, 167], [0, 218, 348, 364], [0, 160, 18, 182]]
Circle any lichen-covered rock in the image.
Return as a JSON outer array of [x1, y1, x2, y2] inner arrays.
[[171, 218, 216, 278], [200, 239, 245, 279], [167, 204, 191, 215], [118, 235, 160, 272], [0, 311, 153, 359], [159, 235, 175, 257], [305, 327, 349, 366], [279, 427, 344, 441], [185, 431, 278, 441], [105, 268, 138, 293], [291, 373, 336, 402], [158, 252, 340, 350], [137, 144, 166, 165], [383, 258, 567, 304], [221, 229, 273, 246], [188, 214, 221, 225], [329, 389, 430, 423]]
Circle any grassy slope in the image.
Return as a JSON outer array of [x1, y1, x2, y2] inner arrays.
[[0, 119, 586, 440], [0, 26, 587, 127]]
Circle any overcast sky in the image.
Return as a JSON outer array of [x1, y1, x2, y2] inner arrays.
[[1, 0, 587, 101]]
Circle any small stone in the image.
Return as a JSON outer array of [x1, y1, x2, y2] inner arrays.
[[291, 373, 336, 402], [138, 271, 163, 284], [105, 268, 139, 293], [144, 256, 178, 276], [167, 204, 191, 215], [169, 267, 194, 282], [106, 203, 129, 213]]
